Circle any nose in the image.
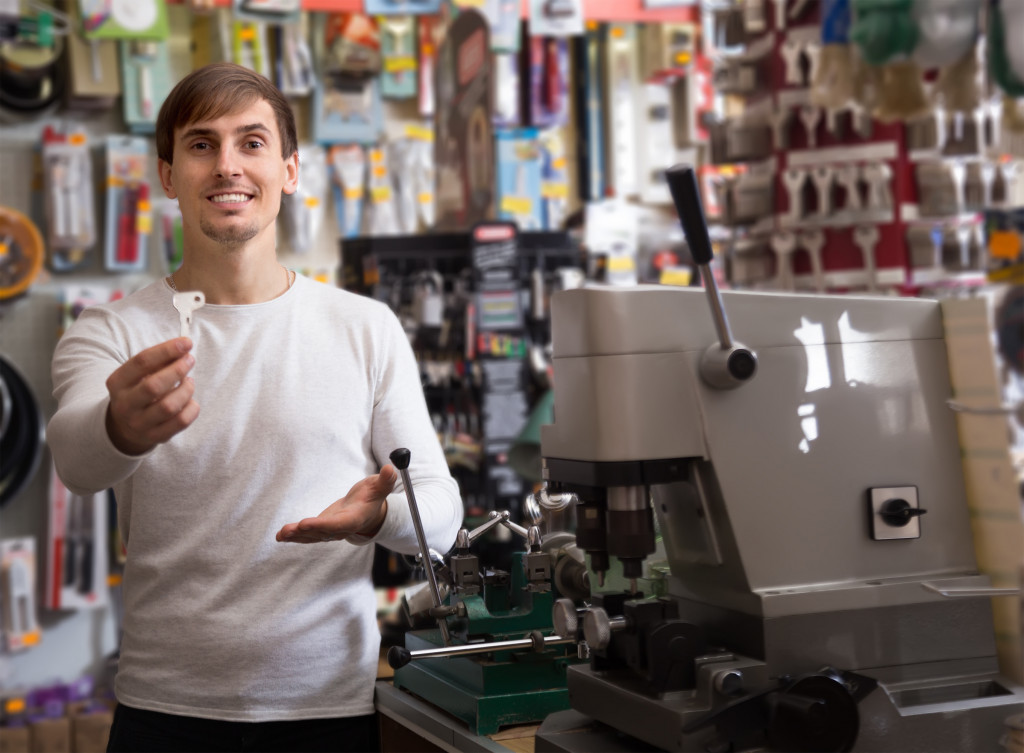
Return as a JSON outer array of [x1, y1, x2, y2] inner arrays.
[[213, 149, 241, 178]]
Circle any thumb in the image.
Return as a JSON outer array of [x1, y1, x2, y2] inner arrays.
[[374, 465, 398, 497]]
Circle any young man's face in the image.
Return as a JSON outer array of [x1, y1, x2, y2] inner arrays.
[[158, 98, 299, 248]]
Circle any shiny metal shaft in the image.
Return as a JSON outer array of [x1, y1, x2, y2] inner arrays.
[[396, 466, 451, 646], [404, 634, 576, 662]]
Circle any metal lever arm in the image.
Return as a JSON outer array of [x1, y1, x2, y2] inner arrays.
[[465, 510, 536, 546], [390, 448, 452, 646], [665, 164, 758, 390]]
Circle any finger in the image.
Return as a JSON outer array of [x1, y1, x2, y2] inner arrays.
[[298, 507, 369, 537], [277, 519, 349, 544], [106, 338, 192, 394], [137, 393, 201, 446], [378, 464, 398, 493], [108, 352, 196, 421], [297, 515, 360, 536], [359, 465, 397, 502], [108, 377, 199, 451]]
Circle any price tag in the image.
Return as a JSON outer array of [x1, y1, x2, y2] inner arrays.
[[989, 231, 1022, 260], [541, 182, 568, 199], [501, 196, 532, 215]]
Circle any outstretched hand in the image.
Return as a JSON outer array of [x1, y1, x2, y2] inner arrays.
[[276, 465, 397, 544], [106, 338, 198, 456]]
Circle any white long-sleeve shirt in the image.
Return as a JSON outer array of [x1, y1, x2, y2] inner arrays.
[[49, 275, 462, 721]]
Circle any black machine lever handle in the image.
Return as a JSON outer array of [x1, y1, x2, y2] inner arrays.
[[666, 164, 715, 267], [665, 164, 758, 390]]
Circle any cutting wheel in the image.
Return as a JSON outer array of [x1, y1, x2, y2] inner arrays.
[[0, 206, 44, 300]]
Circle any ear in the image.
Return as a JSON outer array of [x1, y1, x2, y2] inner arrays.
[[158, 159, 176, 199], [282, 151, 299, 196]]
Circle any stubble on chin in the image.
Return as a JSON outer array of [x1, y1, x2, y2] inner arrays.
[[199, 218, 260, 245]]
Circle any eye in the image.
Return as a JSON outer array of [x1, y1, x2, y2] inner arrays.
[[190, 142, 212, 151], [244, 140, 265, 150]]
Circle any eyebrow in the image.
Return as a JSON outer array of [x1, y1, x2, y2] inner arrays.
[[180, 123, 274, 142]]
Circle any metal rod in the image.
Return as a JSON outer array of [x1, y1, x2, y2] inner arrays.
[[466, 512, 505, 543], [404, 635, 576, 662], [699, 264, 735, 350], [501, 517, 531, 541], [390, 448, 451, 646]]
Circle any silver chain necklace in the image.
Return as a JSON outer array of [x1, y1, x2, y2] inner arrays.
[[168, 267, 293, 292]]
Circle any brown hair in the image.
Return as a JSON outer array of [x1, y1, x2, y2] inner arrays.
[[155, 63, 298, 164]]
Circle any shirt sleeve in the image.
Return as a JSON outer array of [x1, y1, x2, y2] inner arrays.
[[357, 309, 463, 556], [48, 307, 151, 495]]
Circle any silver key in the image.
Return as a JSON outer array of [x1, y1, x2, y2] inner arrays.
[[771, 231, 798, 291], [172, 291, 205, 339], [797, 229, 826, 292], [853, 225, 880, 292]]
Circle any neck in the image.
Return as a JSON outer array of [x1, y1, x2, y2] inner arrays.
[[172, 230, 292, 304], [171, 259, 293, 305]]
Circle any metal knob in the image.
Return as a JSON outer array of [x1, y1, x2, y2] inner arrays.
[[714, 669, 744, 696], [552, 598, 579, 639], [583, 608, 612, 651]]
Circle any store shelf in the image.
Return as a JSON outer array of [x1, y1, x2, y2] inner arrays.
[[175, 0, 700, 21]]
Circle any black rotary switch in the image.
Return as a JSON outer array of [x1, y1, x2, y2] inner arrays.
[[879, 498, 927, 528]]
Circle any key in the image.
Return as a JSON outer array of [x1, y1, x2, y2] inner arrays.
[[948, 162, 966, 214], [825, 107, 844, 139], [771, 231, 798, 291], [836, 164, 863, 212], [979, 163, 997, 208], [782, 168, 808, 222], [781, 40, 804, 86], [799, 105, 821, 148], [956, 226, 972, 270], [771, 107, 793, 150], [864, 163, 893, 210], [810, 166, 835, 217], [744, 0, 767, 34], [851, 106, 873, 140], [172, 291, 206, 339], [803, 42, 822, 89], [771, 0, 788, 30], [798, 229, 826, 292], [853, 225, 880, 292]]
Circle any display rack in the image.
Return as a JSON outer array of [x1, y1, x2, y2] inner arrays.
[[341, 228, 581, 549], [709, 0, 1002, 294]]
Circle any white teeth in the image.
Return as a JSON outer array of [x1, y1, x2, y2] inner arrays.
[[210, 193, 250, 203]]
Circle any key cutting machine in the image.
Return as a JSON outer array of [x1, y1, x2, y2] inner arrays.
[[533, 166, 1024, 752], [385, 449, 590, 736]]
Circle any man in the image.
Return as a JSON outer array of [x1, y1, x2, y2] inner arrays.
[[48, 62, 462, 752]]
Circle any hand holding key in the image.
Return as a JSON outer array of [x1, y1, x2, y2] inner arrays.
[[105, 337, 200, 456]]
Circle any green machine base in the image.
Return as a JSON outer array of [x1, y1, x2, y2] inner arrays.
[[393, 630, 579, 736]]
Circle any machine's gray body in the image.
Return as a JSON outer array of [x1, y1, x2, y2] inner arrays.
[[536, 285, 1023, 752]]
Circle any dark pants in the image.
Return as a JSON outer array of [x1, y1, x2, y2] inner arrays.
[[106, 704, 380, 753]]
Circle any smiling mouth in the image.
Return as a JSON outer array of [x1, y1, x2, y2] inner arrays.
[[208, 193, 253, 205]]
